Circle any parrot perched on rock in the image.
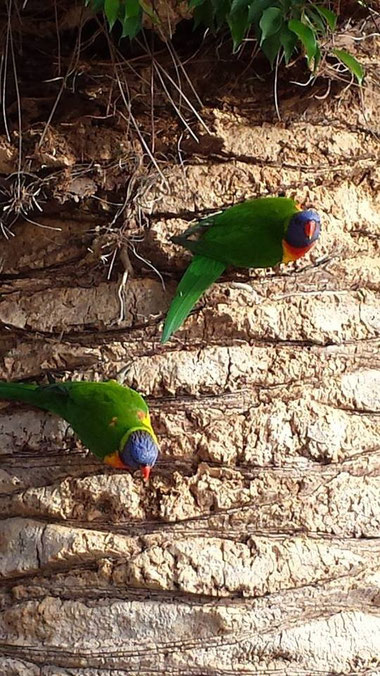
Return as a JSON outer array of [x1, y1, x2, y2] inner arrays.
[[161, 197, 321, 343], [0, 379, 159, 479]]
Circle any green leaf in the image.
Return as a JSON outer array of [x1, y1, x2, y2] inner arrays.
[[280, 23, 297, 64], [104, 0, 120, 28], [122, 14, 141, 38], [230, 0, 250, 13], [261, 30, 281, 67], [214, 0, 230, 28], [259, 7, 283, 43], [124, 0, 142, 19], [315, 6, 337, 31], [227, 7, 249, 49], [125, 0, 140, 17], [281, 0, 291, 11], [305, 8, 326, 34], [288, 18, 317, 64], [121, 0, 142, 37], [248, 0, 274, 27], [189, 0, 206, 8], [88, 0, 107, 11], [332, 48, 364, 84], [193, 0, 214, 28]]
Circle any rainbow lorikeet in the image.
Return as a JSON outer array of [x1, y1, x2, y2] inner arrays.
[[161, 197, 321, 342], [0, 380, 159, 479]]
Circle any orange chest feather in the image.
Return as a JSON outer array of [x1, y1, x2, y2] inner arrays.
[[282, 240, 316, 264]]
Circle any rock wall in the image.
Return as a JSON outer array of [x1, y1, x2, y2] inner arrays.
[[0, 12, 379, 674]]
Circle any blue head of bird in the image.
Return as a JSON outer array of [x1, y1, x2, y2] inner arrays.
[[120, 430, 159, 480], [285, 209, 321, 248]]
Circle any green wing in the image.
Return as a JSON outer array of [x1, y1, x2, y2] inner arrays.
[[175, 197, 298, 268], [0, 380, 152, 459]]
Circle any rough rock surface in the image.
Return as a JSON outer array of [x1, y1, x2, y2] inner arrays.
[[0, 6, 379, 675]]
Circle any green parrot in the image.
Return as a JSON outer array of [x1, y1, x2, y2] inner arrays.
[[0, 380, 159, 479], [161, 197, 321, 342]]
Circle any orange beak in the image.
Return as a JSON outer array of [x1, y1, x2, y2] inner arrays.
[[305, 220, 316, 240], [141, 465, 151, 481]]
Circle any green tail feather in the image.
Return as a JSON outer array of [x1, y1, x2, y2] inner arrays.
[[0, 382, 43, 407], [161, 255, 226, 343], [0, 382, 66, 414]]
